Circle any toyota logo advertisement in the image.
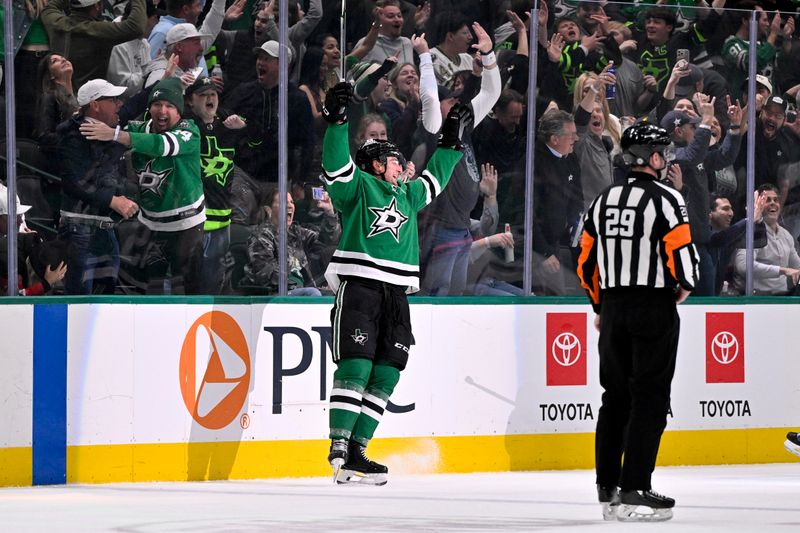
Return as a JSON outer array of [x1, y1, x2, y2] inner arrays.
[[539, 311, 753, 429]]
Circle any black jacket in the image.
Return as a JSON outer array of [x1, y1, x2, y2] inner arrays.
[[56, 116, 132, 221], [224, 81, 314, 182], [532, 142, 583, 258]]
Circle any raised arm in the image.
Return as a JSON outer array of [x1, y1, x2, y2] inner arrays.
[[413, 33, 441, 134], [469, 22, 501, 125]]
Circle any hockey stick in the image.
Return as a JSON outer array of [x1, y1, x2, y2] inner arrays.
[[340, 0, 346, 81]]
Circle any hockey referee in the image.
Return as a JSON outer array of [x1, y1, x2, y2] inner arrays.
[[577, 123, 699, 522]]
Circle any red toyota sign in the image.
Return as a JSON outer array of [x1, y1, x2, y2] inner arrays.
[[546, 313, 587, 386], [705, 312, 744, 384]]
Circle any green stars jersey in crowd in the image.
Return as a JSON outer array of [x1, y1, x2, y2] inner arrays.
[[128, 118, 206, 232]]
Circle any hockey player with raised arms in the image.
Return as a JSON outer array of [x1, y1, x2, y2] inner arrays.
[[320, 80, 472, 485]]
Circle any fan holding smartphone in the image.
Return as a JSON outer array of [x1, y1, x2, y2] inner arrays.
[[675, 48, 690, 71]]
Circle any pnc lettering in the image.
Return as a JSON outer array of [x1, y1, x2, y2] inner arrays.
[[264, 326, 414, 414]]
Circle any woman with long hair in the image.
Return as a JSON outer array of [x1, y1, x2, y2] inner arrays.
[[573, 71, 622, 154], [378, 61, 422, 157], [573, 73, 616, 211], [354, 113, 389, 146], [298, 45, 332, 176], [298, 46, 328, 125], [34, 52, 77, 151]]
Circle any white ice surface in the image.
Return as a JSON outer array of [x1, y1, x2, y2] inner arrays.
[[1, 464, 799, 532]]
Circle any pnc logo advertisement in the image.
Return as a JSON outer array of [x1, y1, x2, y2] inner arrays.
[[180, 311, 251, 429], [705, 312, 744, 384], [546, 313, 587, 386]]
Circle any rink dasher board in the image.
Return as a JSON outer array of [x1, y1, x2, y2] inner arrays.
[[0, 299, 798, 486]]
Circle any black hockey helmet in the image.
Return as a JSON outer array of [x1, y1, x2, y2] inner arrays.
[[355, 139, 406, 174], [621, 123, 672, 167]]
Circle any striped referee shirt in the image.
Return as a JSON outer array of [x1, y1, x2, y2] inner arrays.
[[577, 171, 699, 312]]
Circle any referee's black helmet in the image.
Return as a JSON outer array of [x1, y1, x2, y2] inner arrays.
[[355, 139, 406, 173], [621, 123, 672, 166]]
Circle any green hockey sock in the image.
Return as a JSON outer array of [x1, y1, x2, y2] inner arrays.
[[351, 362, 400, 446], [329, 357, 372, 440]]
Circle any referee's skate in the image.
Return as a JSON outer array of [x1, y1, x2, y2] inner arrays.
[[786, 432, 800, 458]]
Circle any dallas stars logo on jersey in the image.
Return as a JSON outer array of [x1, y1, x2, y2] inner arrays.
[[201, 136, 235, 187], [138, 160, 173, 197], [367, 197, 409, 242]]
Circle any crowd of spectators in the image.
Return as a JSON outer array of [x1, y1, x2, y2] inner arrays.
[[2, 0, 800, 296]]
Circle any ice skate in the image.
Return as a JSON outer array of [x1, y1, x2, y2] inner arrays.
[[337, 441, 388, 486], [785, 432, 800, 458], [616, 489, 675, 522], [597, 485, 620, 521], [328, 439, 348, 484]]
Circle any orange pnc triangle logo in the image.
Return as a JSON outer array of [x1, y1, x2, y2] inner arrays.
[[179, 311, 251, 429]]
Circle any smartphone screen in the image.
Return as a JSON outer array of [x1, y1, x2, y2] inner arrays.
[[676, 49, 690, 66], [312, 187, 325, 201]]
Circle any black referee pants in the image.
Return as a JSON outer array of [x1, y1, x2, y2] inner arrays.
[[595, 288, 680, 491]]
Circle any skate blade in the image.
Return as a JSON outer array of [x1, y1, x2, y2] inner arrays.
[[616, 504, 673, 522], [601, 503, 619, 521], [336, 469, 388, 486], [785, 440, 800, 458], [331, 458, 345, 484]]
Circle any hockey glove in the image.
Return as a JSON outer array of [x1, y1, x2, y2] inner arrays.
[[322, 81, 354, 124], [437, 103, 474, 151], [368, 57, 398, 85]]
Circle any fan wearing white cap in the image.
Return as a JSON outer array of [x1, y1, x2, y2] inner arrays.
[[0, 184, 68, 294], [224, 39, 313, 188], [146, 0, 234, 79], [55, 79, 139, 294], [40, 0, 147, 90], [144, 23, 213, 88], [0, 184, 33, 236], [106, 0, 168, 98], [81, 77, 206, 294]]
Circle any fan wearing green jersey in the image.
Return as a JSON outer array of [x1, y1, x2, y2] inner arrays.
[[81, 77, 206, 294], [320, 80, 472, 485]]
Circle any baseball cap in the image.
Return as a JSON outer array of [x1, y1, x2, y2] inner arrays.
[[743, 74, 773, 95], [253, 40, 294, 65], [0, 184, 32, 216], [764, 95, 789, 114], [70, 0, 100, 7], [76, 79, 127, 106], [185, 76, 220, 97], [660, 110, 700, 131], [755, 74, 773, 94], [437, 84, 462, 101], [674, 64, 704, 97], [166, 23, 211, 45], [350, 61, 381, 84]]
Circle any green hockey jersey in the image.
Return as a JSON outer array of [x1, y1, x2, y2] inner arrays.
[[721, 35, 776, 100], [128, 118, 206, 232], [321, 122, 462, 293]]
